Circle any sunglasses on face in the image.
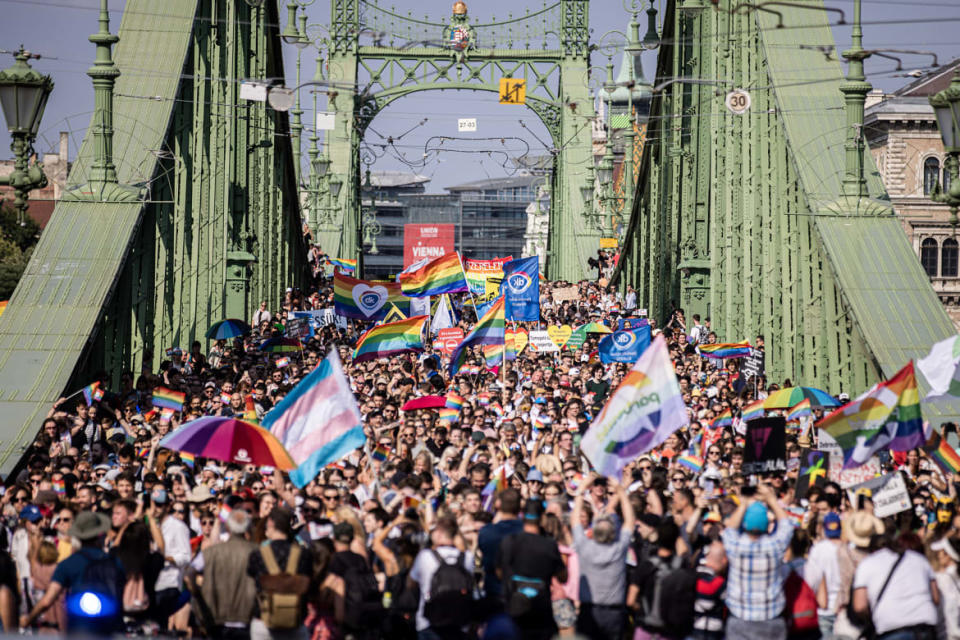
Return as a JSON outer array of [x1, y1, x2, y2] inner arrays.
[[173, 508, 186, 515], [323, 494, 338, 501], [201, 519, 214, 526]]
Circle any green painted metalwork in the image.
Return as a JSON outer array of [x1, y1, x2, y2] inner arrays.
[[0, 0, 306, 473], [615, 0, 960, 422], [322, 0, 597, 281]]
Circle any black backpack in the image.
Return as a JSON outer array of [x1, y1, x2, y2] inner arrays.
[[423, 549, 474, 628], [67, 550, 124, 633], [640, 556, 697, 638], [341, 556, 384, 630]]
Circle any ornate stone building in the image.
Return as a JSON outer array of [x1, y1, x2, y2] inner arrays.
[[865, 60, 960, 325]]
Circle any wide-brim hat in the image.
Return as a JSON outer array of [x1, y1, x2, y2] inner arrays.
[[187, 484, 215, 503], [69, 511, 111, 541], [844, 511, 884, 548]]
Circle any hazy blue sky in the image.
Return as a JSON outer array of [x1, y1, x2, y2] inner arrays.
[[1, 0, 957, 193]]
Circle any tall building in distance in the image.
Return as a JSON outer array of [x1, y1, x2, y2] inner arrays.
[[864, 59, 960, 326], [362, 172, 547, 279]]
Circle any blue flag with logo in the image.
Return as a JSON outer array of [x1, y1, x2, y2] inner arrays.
[[598, 325, 652, 364], [501, 256, 540, 322]]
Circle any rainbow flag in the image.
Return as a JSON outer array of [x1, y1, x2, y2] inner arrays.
[[463, 364, 481, 376], [52, 479, 65, 496], [483, 343, 504, 370], [160, 408, 175, 424], [445, 393, 465, 411], [712, 409, 732, 428], [143, 409, 158, 423], [218, 504, 232, 523], [352, 315, 428, 362], [923, 429, 960, 475], [220, 392, 231, 405], [438, 407, 459, 424], [153, 387, 185, 411], [489, 402, 505, 418], [81, 382, 104, 406], [371, 445, 389, 462], [482, 466, 509, 497], [402, 495, 422, 510], [137, 446, 151, 460], [698, 341, 752, 359], [786, 398, 812, 423], [741, 399, 765, 422], [333, 272, 410, 320], [276, 357, 290, 368], [180, 452, 196, 468], [478, 391, 491, 406], [533, 415, 551, 432], [677, 455, 703, 473], [449, 297, 505, 376], [398, 252, 469, 297], [328, 257, 357, 273], [820, 361, 924, 469], [244, 395, 259, 424]]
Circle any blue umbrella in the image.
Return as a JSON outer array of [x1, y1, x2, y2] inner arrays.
[[205, 318, 251, 340]]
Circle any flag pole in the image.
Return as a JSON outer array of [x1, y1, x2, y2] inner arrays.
[[456, 251, 481, 320]]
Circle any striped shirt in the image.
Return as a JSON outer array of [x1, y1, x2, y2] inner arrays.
[[721, 518, 794, 621]]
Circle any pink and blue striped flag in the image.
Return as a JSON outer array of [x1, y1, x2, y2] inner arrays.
[[262, 350, 365, 487]]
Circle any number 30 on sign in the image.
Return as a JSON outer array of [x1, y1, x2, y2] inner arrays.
[[725, 89, 751, 115]]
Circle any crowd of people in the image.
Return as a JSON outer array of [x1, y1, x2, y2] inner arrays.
[[1, 262, 959, 640]]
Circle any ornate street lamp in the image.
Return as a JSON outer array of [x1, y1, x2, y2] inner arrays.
[[0, 47, 54, 225], [930, 72, 960, 227]]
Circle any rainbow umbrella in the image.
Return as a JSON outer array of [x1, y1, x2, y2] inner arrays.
[[205, 318, 251, 340], [576, 322, 612, 334], [763, 386, 841, 410], [159, 416, 296, 470], [258, 337, 302, 353]]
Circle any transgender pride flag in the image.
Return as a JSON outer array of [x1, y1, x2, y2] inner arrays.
[[262, 350, 364, 487]]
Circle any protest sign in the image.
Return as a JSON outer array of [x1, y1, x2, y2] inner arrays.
[[437, 328, 464, 355], [795, 449, 828, 499], [285, 316, 311, 339], [598, 326, 652, 364], [464, 257, 511, 295], [743, 417, 787, 475], [552, 286, 579, 303], [618, 317, 650, 331], [547, 325, 573, 349], [742, 348, 765, 379], [818, 431, 882, 487], [528, 330, 560, 353], [846, 473, 911, 518]]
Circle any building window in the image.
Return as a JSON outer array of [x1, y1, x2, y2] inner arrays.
[[924, 157, 941, 195], [944, 167, 953, 193], [921, 237, 939, 277], [943, 238, 959, 277]]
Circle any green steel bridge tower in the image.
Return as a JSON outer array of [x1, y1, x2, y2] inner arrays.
[[614, 0, 960, 422]]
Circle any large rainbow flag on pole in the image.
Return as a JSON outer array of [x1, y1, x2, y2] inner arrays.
[[448, 297, 505, 376], [697, 341, 752, 359], [352, 315, 428, 362], [923, 427, 960, 475], [819, 361, 924, 469], [333, 272, 410, 320], [580, 335, 689, 477], [398, 252, 469, 297]]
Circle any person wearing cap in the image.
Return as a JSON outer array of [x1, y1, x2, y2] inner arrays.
[[496, 498, 567, 640], [20, 511, 124, 633], [720, 484, 795, 639], [804, 511, 844, 638], [931, 536, 960, 640], [526, 468, 545, 499]]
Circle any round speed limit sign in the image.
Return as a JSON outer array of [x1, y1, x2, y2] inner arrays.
[[725, 89, 752, 115]]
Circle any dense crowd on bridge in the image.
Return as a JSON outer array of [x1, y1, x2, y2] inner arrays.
[[2, 248, 960, 640]]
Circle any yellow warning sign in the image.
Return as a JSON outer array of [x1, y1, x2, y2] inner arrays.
[[599, 237, 619, 249], [499, 78, 526, 105]]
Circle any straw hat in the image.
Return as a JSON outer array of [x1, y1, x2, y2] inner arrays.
[[844, 511, 885, 548], [69, 511, 111, 541]]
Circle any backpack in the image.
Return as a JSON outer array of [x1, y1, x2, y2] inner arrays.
[[258, 543, 311, 630], [341, 554, 384, 630], [784, 570, 819, 635], [66, 550, 124, 632], [423, 549, 474, 628], [640, 556, 697, 638]]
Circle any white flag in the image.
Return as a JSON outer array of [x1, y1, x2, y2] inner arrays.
[[432, 294, 456, 335], [917, 335, 960, 401], [581, 335, 689, 478]]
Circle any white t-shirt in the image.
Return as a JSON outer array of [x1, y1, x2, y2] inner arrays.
[[853, 548, 938, 634], [804, 539, 842, 615], [409, 545, 474, 631]]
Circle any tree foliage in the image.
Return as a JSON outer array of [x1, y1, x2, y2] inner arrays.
[[0, 203, 41, 299]]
